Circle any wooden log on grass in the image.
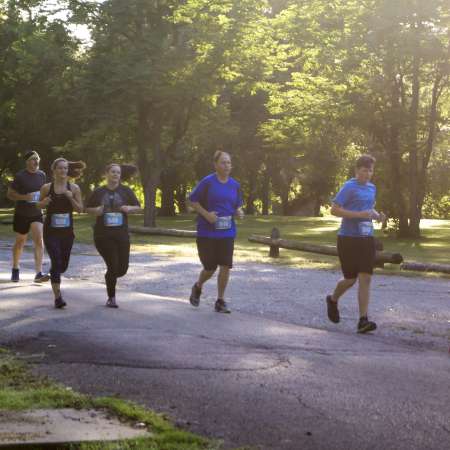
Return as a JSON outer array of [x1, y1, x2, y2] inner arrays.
[[401, 262, 450, 275], [248, 234, 403, 265], [129, 226, 197, 238]]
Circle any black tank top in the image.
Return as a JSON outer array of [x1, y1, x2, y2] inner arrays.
[[44, 182, 74, 235]]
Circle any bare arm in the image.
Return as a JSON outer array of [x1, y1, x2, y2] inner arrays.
[[120, 205, 141, 214], [65, 184, 84, 213], [7, 187, 33, 202], [331, 203, 373, 220], [86, 205, 104, 216], [36, 184, 51, 209], [188, 200, 217, 224]]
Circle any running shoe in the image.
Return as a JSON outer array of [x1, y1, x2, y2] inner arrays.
[[11, 268, 19, 282], [34, 272, 50, 283], [214, 299, 231, 314], [189, 283, 202, 307], [357, 316, 377, 334], [106, 297, 119, 308], [54, 297, 66, 309], [326, 295, 340, 323]]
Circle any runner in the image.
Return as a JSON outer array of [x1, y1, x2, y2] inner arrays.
[[326, 154, 385, 333], [86, 164, 141, 308], [38, 158, 85, 308], [7, 150, 49, 283], [188, 151, 244, 313]]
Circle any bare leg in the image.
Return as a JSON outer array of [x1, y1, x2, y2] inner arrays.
[[357, 273, 372, 317], [197, 269, 215, 288], [332, 277, 357, 302], [12, 233, 27, 269], [51, 283, 61, 300], [30, 222, 44, 274], [217, 266, 230, 300]]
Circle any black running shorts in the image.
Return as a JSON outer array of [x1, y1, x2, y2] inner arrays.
[[196, 237, 234, 271], [337, 235, 375, 279], [13, 213, 43, 235]]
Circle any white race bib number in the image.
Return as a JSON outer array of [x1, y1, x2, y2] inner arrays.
[[28, 191, 40, 203], [215, 216, 232, 230], [51, 213, 70, 228], [358, 221, 373, 236], [104, 212, 123, 227]]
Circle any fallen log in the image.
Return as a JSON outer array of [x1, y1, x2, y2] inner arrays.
[[129, 226, 197, 238], [401, 262, 450, 275], [248, 235, 403, 265]]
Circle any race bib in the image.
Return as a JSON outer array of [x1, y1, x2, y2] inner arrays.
[[51, 213, 70, 228], [104, 212, 123, 227], [28, 191, 40, 203], [215, 216, 232, 230], [358, 221, 373, 236]]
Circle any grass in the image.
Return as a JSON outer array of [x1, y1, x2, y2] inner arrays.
[[0, 348, 216, 450], [1, 209, 449, 276]]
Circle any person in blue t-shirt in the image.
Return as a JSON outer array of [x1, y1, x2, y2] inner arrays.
[[188, 151, 244, 313], [325, 154, 385, 333]]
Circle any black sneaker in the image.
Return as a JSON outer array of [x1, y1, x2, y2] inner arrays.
[[106, 297, 119, 308], [34, 272, 50, 283], [326, 295, 340, 323], [54, 297, 66, 309], [357, 316, 377, 334], [214, 299, 231, 314], [189, 283, 202, 307], [11, 268, 19, 282]]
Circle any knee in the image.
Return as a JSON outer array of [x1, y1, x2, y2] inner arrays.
[[343, 278, 357, 287], [358, 273, 372, 285], [14, 238, 26, 249], [218, 266, 230, 274]]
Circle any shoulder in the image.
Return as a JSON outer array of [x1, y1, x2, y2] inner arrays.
[[41, 182, 51, 192], [37, 170, 46, 178], [14, 169, 25, 179], [201, 174, 216, 184], [120, 184, 135, 194], [69, 182, 81, 192], [228, 177, 240, 188]]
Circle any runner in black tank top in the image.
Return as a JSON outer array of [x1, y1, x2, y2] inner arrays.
[[38, 158, 84, 308], [86, 163, 141, 308]]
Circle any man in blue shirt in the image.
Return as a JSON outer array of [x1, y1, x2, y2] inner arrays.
[[188, 151, 244, 313], [326, 154, 385, 333]]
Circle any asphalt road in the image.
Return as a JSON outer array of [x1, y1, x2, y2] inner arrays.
[[0, 242, 449, 449]]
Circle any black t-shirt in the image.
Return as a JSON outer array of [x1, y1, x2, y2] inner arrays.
[[10, 169, 46, 217], [87, 184, 140, 235]]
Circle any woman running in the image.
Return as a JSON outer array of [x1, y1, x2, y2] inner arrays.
[[38, 158, 85, 308], [86, 164, 141, 308], [188, 151, 244, 313]]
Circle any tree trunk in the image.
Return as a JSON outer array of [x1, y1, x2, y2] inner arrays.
[[160, 170, 176, 216], [261, 170, 270, 215], [408, 46, 421, 238], [136, 100, 162, 228], [175, 184, 188, 213]]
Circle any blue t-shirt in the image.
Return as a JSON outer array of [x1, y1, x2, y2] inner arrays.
[[332, 178, 376, 237], [189, 174, 243, 238]]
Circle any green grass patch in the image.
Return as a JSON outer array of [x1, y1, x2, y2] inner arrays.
[[0, 349, 215, 450], [1, 210, 449, 276]]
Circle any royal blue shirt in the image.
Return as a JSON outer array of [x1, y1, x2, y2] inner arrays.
[[189, 174, 243, 239], [332, 178, 376, 237]]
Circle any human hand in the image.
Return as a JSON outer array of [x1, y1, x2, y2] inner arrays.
[[96, 205, 105, 216], [120, 205, 132, 214], [205, 211, 218, 224], [41, 196, 52, 207], [358, 210, 375, 220]]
